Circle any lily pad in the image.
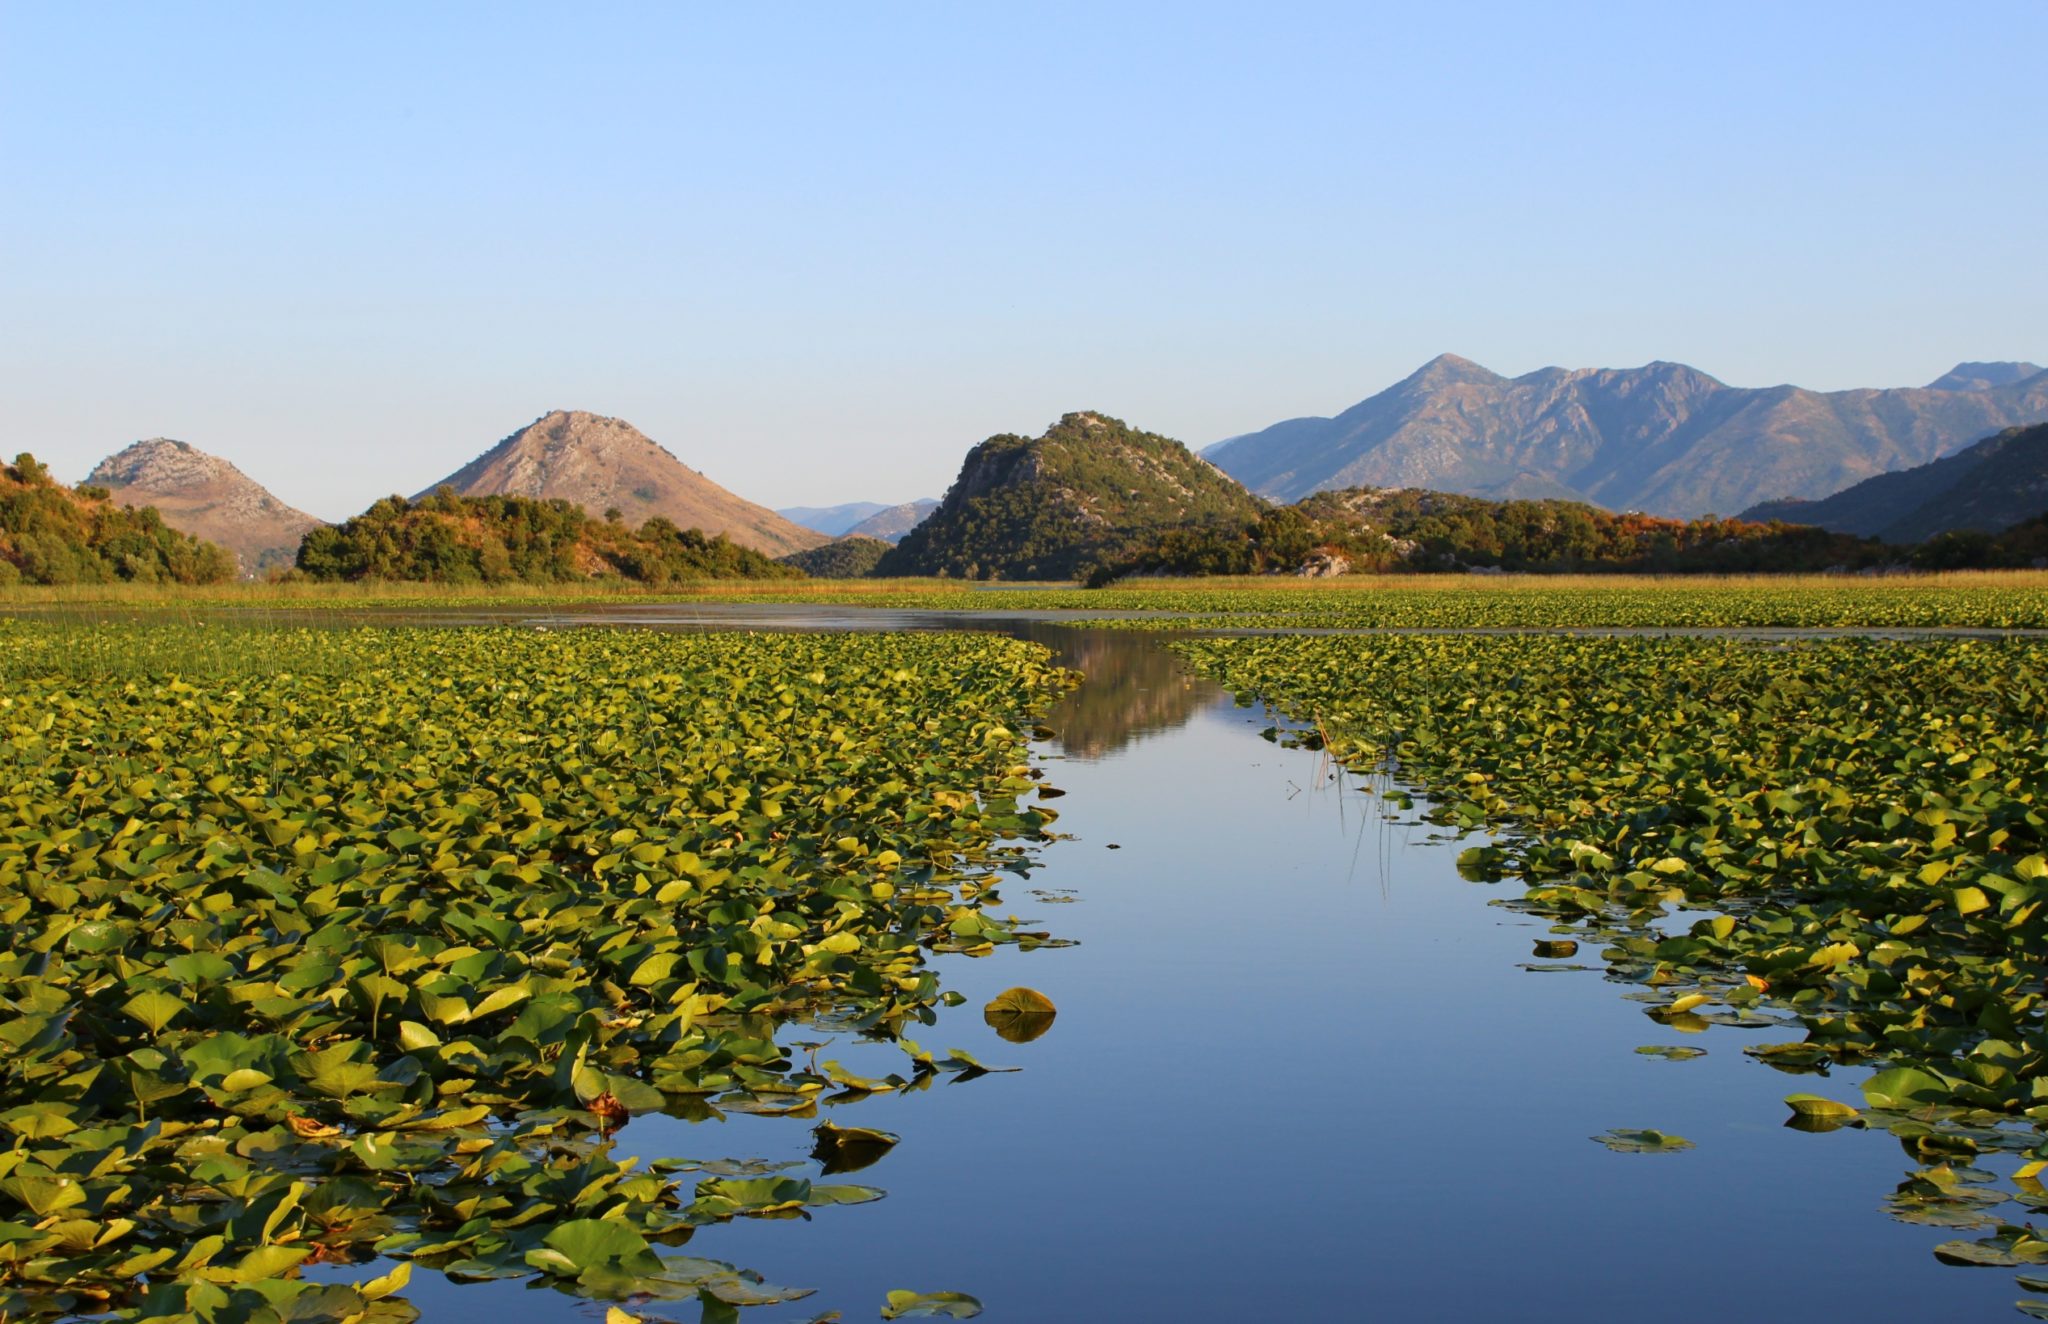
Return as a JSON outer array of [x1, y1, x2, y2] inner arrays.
[[881, 1289, 983, 1319], [813, 1122, 900, 1175], [982, 988, 1058, 1044], [1593, 1129, 1694, 1154], [1784, 1094, 1860, 1122]]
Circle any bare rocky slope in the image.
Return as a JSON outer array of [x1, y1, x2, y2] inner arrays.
[[1205, 356, 2048, 519], [416, 411, 825, 556], [86, 439, 323, 576]]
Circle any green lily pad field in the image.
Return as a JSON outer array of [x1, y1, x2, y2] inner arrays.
[[0, 621, 1070, 1320]]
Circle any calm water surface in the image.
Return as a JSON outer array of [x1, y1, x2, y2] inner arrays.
[[313, 611, 2018, 1322]]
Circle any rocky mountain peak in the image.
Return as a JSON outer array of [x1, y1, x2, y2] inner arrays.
[[83, 438, 322, 576], [1400, 353, 1505, 391], [88, 438, 232, 489], [415, 412, 823, 556]]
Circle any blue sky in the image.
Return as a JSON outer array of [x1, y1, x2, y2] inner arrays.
[[4, 2, 2043, 519]]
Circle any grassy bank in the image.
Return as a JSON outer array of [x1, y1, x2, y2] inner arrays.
[[7, 570, 2048, 630]]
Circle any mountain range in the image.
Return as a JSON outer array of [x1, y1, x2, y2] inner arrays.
[[1741, 421, 2048, 545], [779, 498, 939, 543], [1205, 355, 2048, 518], [415, 410, 825, 556], [778, 502, 895, 536], [86, 439, 324, 576], [843, 499, 938, 542]]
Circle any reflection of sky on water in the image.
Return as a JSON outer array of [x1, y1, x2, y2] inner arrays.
[[291, 610, 2012, 1322]]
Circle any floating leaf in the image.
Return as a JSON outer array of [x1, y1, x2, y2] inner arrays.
[[121, 990, 189, 1034], [1863, 1067, 1951, 1111], [813, 1122, 900, 1175], [882, 1289, 983, 1319], [981, 988, 1057, 1044], [1784, 1094, 1860, 1122]]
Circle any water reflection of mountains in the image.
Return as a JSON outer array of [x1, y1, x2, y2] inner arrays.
[[1009, 625, 1218, 761]]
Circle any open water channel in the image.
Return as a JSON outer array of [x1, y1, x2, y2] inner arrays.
[[325, 608, 2018, 1322]]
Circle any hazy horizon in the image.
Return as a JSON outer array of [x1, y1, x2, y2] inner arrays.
[[5, 3, 2044, 522]]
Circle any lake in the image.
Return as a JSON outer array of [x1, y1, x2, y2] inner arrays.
[[353, 609, 2021, 1322]]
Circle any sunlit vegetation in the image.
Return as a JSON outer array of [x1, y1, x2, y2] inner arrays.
[[0, 622, 1069, 1320], [294, 489, 799, 584], [0, 453, 235, 587], [1097, 487, 1884, 580], [1174, 632, 2048, 1272]]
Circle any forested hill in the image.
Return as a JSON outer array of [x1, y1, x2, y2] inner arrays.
[[0, 452, 236, 585], [1741, 422, 2048, 544], [778, 536, 892, 578], [295, 490, 800, 584], [1098, 485, 1880, 580], [879, 412, 1261, 580]]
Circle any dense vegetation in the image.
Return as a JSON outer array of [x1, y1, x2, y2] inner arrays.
[[878, 412, 1262, 580], [1910, 511, 2048, 571], [777, 536, 891, 578], [0, 622, 1068, 1320], [295, 490, 800, 584], [1096, 487, 1885, 581], [1177, 632, 2048, 1271], [0, 453, 235, 587]]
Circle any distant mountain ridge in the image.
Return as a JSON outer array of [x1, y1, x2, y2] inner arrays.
[[1926, 362, 2045, 392], [844, 499, 938, 543], [1741, 421, 2048, 544], [86, 438, 323, 576], [1205, 356, 2048, 518], [418, 411, 825, 556], [880, 411, 1260, 580], [779, 498, 939, 543], [778, 502, 894, 536]]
